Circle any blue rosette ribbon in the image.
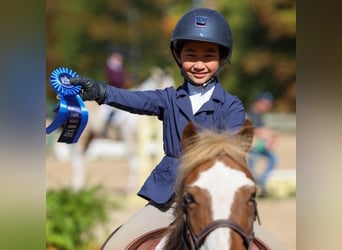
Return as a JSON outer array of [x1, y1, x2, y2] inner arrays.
[[46, 67, 88, 143]]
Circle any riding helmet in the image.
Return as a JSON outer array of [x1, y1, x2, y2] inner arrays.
[[170, 8, 233, 66]]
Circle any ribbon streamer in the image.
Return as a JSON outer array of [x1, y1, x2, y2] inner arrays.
[[46, 67, 88, 143]]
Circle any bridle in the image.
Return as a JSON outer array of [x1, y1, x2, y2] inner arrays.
[[181, 193, 260, 250]]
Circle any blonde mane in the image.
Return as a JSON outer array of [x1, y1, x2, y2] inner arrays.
[[177, 129, 250, 186]]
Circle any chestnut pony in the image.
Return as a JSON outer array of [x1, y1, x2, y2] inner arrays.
[[124, 120, 269, 250]]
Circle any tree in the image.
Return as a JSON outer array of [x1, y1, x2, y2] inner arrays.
[[46, 0, 175, 104], [217, 0, 296, 111]]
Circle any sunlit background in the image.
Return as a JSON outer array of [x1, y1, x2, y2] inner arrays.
[[45, 1, 297, 250], [46, 0, 296, 116]]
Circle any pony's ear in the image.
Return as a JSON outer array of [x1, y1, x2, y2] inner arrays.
[[235, 119, 254, 152], [181, 122, 199, 151]]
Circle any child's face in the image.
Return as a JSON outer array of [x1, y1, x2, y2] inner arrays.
[[179, 40, 222, 85]]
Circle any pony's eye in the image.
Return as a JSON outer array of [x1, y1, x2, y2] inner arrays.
[[184, 193, 195, 205], [249, 192, 256, 203]]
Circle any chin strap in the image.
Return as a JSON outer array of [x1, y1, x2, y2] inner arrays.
[[180, 69, 217, 88]]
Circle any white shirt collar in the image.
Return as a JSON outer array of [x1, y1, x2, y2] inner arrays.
[[187, 81, 216, 96]]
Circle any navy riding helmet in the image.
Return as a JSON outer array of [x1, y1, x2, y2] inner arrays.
[[170, 8, 233, 67]]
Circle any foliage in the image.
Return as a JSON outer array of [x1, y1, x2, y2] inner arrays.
[[215, 0, 296, 111], [46, 0, 296, 112], [46, 186, 120, 250], [46, 0, 174, 102]]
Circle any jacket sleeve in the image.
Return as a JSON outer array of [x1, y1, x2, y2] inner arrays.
[[103, 85, 168, 117], [223, 95, 246, 132]]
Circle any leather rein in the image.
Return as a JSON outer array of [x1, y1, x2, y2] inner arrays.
[[181, 194, 260, 250]]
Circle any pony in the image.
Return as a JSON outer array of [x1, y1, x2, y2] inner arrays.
[[122, 120, 270, 249]]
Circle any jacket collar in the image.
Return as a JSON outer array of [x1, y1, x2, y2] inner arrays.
[[176, 81, 225, 102], [175, 81, 226, 117]]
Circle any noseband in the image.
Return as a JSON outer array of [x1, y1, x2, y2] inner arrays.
[[182, 196, 260, 250]]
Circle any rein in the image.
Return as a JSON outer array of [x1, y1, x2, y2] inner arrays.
[[182, 194, 260, 250]]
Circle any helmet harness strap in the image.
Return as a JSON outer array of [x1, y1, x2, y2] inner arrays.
[[180, 68, 217, 88]]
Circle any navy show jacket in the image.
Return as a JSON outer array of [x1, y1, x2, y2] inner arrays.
[[103, 81, 245, 204]]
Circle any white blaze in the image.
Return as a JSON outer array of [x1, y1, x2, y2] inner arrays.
[[191, 160, 254, 249]]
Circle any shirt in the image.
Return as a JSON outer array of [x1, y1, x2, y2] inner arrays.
[[188, 82, 215, 114]]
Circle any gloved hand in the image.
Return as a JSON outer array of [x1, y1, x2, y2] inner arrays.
[[69, 76, 107, 104]]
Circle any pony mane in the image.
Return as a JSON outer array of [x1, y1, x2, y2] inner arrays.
[[177, 129, 250, 186]]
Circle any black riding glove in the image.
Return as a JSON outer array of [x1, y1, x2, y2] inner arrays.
[[69, 76, 107, 104]]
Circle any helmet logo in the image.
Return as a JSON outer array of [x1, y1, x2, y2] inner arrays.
[[195, 16, 208, 26]]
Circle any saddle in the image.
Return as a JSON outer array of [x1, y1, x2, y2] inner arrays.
[[125, 227, 271, 250]]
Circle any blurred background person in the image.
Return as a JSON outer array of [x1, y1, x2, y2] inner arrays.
[[247, 92, 278, 198], [105, 52, 131, 89], [100, 51, 132, 138]]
